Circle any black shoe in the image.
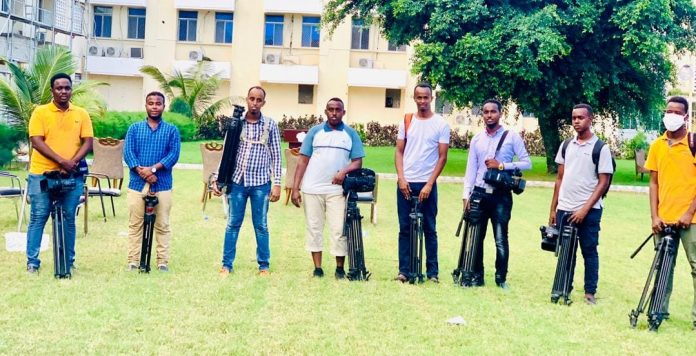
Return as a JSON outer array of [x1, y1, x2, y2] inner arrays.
[[27, 265, 39, 275], [313, 267, 324, 278], [335, 268, 346, 279]]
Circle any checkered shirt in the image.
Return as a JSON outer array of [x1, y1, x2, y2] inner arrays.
[[231, 114, 282, 187]]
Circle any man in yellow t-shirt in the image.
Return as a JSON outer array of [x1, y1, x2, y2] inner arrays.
[[25, 73, 93, 275], [644, 96, 696, 330]]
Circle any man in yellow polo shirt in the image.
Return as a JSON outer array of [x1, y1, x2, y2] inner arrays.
[[644, 96, 696, 331], [26, 73, 93, 275]]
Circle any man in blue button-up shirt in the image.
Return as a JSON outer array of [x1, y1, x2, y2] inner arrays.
[[123, 91, 181, 272], [462, 99, 531, 289]]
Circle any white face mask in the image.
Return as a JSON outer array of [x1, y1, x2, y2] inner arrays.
[[663, 113, 686, 132]]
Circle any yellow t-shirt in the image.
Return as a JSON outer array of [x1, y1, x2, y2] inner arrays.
[[644, 132, 696, 224], [28, 102, 94, 174]]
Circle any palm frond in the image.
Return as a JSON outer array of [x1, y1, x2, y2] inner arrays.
[[72, 80, 110, 97], [32, 47, 76, 104], [140, 65, 175, 98], [199, 97, 232, 123]]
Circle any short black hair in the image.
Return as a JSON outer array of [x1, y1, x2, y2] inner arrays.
[[50, 73, 72, 88], [573, 103, 594, 117], [413, 83, 433, 96], [326, 97, 345, 108], [482, 99, 502, 112], [146, 91, 166, 104], [667, 96, 689, 114], [247, 86, 267, 99]]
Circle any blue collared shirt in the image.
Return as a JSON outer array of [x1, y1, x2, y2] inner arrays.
[[124, 119, 181, 192], [462, 126, 532, 198]]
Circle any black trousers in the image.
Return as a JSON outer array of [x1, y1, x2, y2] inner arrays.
[[471, 187, 513, 284]]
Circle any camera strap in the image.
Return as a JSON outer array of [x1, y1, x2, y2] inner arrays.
[[494, 130, 509, 158], [403, 113, 414, 143]]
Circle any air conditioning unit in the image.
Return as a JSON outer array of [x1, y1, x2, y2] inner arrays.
[[87, 45, 102, 56], [358, 58, 374, 68], [265, 53, 280, 65], [130, 47, 143, 59], [189, 50, 203, 61], [104, 46, 120, 57]]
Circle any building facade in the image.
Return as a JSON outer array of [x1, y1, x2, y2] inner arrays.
[[83, 0, 421, 124]]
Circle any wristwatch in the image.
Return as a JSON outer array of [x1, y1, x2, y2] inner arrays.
[[498, 163, 504, 171], [151, 166, 157, 173]]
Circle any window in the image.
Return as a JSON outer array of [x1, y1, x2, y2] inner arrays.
[[298, 85, 314, 104], [215, 12, 234, 43], [301, 17, 320, 48], [127, 8, 146, 39], [351, 19, 370, 50], [178, 11, 197, 42], [385, 89, 401, 108], [1, 0, 8, 13], [388, 41, 407, 52], [93, 6, 112, 38], [265, 15, 284, 46]]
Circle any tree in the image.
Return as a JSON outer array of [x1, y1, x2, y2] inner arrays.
[[140, 61, 236, 138], [0, 46, 108, 139], [324, 0, 696, 172]]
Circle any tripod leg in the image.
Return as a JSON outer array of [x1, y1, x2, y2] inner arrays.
[[629, 239, 661, 328], [647, 236, 676, 331]]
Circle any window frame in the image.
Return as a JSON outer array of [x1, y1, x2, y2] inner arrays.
[[385, 88, 402, 109], [351, 19, 370, 50], [178, 10, 198, 42], [264, 15, 284, 47], [214, 12, 234, 44], [127, 7, 146, 40], [93, 6, 113, 38], [298, 84, 314, 105], [301, 16, 320, 48]]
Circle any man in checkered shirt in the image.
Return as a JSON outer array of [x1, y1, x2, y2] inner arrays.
[[213, 86, 282, 277]]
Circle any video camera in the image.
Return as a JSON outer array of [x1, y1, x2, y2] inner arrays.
[[483, 168, 525, 195], [40, 171, 77, 195], [540, 224, 559, 252], [342, 168, 376, 197]]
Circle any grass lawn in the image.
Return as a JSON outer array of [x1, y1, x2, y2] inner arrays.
[[180, 141, 649, 186], [0, 169, 691, 354]]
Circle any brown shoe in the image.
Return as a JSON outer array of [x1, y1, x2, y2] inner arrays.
[[584, 293, 596, 305], [258, 270, 270, 276], [395, 273, 408, 283], [219, 267, 231, 278]]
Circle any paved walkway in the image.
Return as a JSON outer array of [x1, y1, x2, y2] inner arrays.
[[173, 162, 649, 194]]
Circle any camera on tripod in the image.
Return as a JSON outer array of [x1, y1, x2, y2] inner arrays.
[[218, 104, 245, 133], [40, 171, 76, 195], [342, 168, 376, 199], [539, 225, 559, 252], [483, 168, 525, 194]]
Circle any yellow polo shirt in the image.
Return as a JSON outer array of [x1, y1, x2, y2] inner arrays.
[[644, 132, 696, 224], [28, 102, 93, 174]]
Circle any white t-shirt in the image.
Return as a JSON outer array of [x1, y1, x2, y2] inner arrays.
[[397, 114, 450, 182]]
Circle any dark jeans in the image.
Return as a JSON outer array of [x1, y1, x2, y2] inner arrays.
[[397, 182, 438, 278], [221, 182, 271, 271], [471, 187, 512, 284], [557, 208, 602, 295]]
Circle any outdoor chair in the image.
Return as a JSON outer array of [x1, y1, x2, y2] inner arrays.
[[87, 137, 124, 221], [635, 149, 650, 181], [284, 148, 301, 205], [356, 174, 379, 225], [200, 142, 226, 212], [0, 171, 25, 221]]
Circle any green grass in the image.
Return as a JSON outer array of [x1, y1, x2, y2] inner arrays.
[[0, 169, 691, 354], [181, 141, 649, 186]]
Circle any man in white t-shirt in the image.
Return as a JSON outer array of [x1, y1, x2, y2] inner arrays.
[[291, 98, 365, 279], [394, 83, 451, 283]]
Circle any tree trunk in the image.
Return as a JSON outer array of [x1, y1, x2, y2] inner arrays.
[[537, 114, 561, 174]]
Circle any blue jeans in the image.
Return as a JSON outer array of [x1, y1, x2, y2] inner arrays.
[[26, 173, 84, 268], [557, 208, 602, 294], [471, 188, 513, 284], [397, 182, 439, 278], [221, 182, 271, 271]]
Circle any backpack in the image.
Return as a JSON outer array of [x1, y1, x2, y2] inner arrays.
[[561, 138, 616, 198], [403, 113, 414, 143]]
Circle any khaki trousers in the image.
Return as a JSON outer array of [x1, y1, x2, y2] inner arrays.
[[302, 192, 347, 256], [127, 186, 173, 266]]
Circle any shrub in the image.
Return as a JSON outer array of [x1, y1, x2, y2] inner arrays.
[[0, 123, 20, 166], [277, 114, 324, 132], [520, 128, 547, 156], [92, 112, 196, 141], [622, 131, 650, 159], [364, 121, 398, 146], [449, 129, 470, 149]]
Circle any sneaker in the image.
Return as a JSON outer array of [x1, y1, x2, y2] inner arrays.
[[157, 264, 169, 272], [127, 263, 138, 271], [258, 269, 270, 276], [394, 273, 408, 283], [313, 267, 324, 278], [584, 293, 596, 305], [497, 281, 510, 290], [219, 267, 231, 278], [27, 265, 39, 275], [335, 268, 346, 279], [428, 276, 440, 284]]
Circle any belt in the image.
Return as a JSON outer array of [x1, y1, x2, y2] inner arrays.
[[473, 185, 509, 195]]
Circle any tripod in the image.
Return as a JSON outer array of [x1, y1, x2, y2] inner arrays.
[[343, 190, 370, 281], [452, 196, 484, 287], [139, 190, 159, 273], [49, 192, 70, 279], [408, 196, 424, 284], [550, 214, 579, 305], [629, 226, 679, 331]]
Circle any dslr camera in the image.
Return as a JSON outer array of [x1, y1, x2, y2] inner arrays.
[[40, 171, 77, 195], [342, 168, 376, 197], [539, 225, 560, 252], [483, 168, 526, 195]]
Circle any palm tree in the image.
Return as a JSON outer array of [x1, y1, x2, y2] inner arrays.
[[140, 61, 237, 127], [0, 46, 108, 139]]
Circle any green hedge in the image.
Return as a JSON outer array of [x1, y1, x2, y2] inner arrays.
[[92, 112, 196, 141]]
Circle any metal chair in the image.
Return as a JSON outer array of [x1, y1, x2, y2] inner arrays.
[[87, 137, 124, 221], [356, 174, 378, 225], [0, 171, 25, 221]]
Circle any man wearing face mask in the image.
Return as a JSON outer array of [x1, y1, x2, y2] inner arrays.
[[644, 96, 696, 330]]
